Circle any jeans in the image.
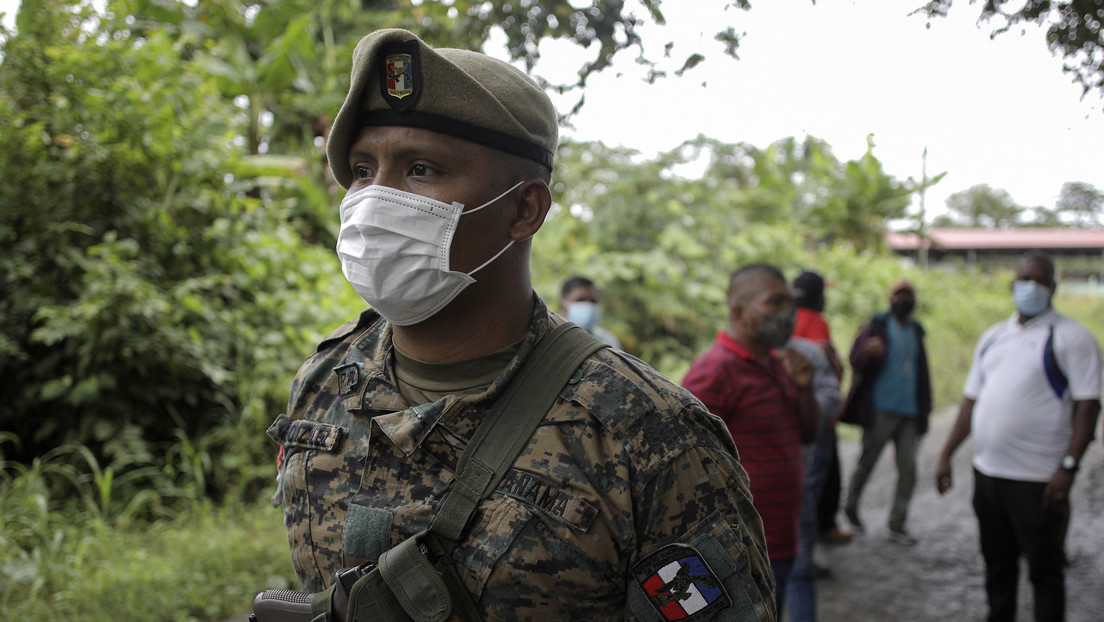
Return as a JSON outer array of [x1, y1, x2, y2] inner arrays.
[[973, 469, 1065, 622], [771, 556, 795, 620], [845, 411, 919, 532], [786, 424, 835, 622]]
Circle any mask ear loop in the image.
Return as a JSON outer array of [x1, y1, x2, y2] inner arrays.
[[466, 240, 515, 277], [461, 179, 543, 276], [462, 180, 527, 215]]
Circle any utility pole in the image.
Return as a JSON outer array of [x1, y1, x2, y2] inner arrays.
[[918, 147, 929, 269]]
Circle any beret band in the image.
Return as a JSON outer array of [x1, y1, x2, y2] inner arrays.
[[362, 110, 555, 170]]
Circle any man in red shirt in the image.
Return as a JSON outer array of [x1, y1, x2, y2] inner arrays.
[[683, 263, 820, 616]]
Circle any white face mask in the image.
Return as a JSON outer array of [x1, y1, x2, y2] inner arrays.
[[336, 181, 523, 326], [566, 301, 601, 332]]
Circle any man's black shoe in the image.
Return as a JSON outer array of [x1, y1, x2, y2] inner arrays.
[[844, 507, 865, 534]]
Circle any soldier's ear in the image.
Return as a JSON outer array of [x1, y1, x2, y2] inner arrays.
[[509, 179, 551, 241]]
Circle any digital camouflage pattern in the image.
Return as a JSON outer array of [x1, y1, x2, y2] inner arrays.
[[270, 296, 775, 621]]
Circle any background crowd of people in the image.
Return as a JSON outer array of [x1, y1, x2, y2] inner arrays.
[[671, 253, 1100, 622]]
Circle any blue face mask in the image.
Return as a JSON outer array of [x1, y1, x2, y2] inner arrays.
[[566, 301, 602, 332], [1012, 280, 1051, 317]]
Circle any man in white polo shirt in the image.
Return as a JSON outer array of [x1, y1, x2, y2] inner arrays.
[[935, 251, 1102, 622]]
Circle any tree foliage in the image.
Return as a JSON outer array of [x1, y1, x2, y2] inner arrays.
[[937, 183, 1024, 227], [934, 180, 1104, 227], [920, 0, 1104, 101], [1056, 180, 1104, 225]]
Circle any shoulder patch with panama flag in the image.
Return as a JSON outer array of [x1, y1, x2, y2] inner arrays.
[[634, 543, 731, 620]]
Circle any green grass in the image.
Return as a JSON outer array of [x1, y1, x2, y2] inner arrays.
[[0, 499, 295, 622]]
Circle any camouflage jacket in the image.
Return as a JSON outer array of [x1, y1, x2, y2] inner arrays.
[[270, 296, 775, 621]]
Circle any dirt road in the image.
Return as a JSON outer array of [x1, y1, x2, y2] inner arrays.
[[812, 407, 1104, 621]]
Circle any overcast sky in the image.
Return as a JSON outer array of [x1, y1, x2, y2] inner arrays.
[[5, 0, 1102, 223], [502, 0, 1104, 223]]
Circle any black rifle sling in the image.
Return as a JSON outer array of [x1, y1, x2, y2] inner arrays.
[[429, 322, 607, 542]]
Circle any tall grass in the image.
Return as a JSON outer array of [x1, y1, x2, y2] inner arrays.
[[0, 427, 293, 621], [0, 497, 292, 621]]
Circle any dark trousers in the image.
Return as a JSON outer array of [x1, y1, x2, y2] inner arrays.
[[817, 433, 842, 532], [972, 469, 1065, 622]]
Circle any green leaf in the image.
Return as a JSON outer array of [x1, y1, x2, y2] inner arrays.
[[40, 376, 73, 402]]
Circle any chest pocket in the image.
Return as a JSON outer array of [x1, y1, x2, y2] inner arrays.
[[269, 414, 363, 592]]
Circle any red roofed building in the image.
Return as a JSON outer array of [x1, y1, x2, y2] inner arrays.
[[887, 228, 1104, 280]]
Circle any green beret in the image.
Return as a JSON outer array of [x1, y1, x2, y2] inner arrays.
[[328, 28, 558, 189]]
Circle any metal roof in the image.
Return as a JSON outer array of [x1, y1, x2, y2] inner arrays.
[[887, 227, 1104, 251]]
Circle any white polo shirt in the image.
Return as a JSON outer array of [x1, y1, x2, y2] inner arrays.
[[964, 308, 1102, 482]]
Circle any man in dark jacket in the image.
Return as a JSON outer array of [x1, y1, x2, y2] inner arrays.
[[840, 280, 932, 545]]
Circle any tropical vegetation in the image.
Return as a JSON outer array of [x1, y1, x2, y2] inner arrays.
[[2, 2, 1102, 620]]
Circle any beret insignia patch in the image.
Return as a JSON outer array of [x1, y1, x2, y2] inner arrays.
[[379, 40, 421, 111], [633, 544, 730, 620], [385, 54, 413, 98]]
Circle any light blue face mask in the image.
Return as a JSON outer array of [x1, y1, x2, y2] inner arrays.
[[566, 301, 602, 332], [1012, 280, 1051, 317]]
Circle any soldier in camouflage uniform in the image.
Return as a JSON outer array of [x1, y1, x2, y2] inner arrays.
[[270, 28, 775, 622]]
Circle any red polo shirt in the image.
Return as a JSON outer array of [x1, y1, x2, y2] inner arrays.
[[681, 330, 804, 560]]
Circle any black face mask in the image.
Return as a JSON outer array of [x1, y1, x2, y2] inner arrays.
[[891, 300, 915, 318], [756, 304, 797, 349]]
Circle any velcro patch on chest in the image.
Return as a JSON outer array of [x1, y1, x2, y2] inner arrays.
[[498, 469, 598, 532], [279, 419, 343, 452], [334, 363, 362, 397], [633, 543, 730, 621]]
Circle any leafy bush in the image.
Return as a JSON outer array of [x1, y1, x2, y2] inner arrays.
[[0, 1, 360, 501]]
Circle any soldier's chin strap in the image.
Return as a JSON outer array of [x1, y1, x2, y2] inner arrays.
[[315, 322, 606, 622]]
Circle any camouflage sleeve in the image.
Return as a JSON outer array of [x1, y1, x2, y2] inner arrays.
[[625, 422, 776, 621]]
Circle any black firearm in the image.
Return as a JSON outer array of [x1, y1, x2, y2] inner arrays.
[[248, 589, 314, 622], [250, 561, 375, 622]]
